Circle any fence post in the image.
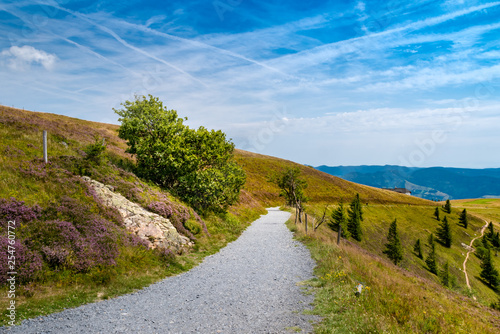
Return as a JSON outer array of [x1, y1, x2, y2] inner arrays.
[[305, 213, 308, 234], [337, 225, 342, 245], [43, 130, 48, 163]]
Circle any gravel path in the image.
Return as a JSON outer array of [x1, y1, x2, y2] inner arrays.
[[4, 208, 318, 333]]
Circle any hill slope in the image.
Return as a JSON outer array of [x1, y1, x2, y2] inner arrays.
[[1, 105, 499, 332]]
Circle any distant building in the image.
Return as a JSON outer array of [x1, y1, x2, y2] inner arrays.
[[382, 187, 412, 195]]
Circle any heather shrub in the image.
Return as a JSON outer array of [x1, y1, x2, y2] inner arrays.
[[184, 219, 202, 235], [0, 197, 42, 229], [147, 201, 196, 241], [0, 237, 43, 284], [25, 219, 119, 272]]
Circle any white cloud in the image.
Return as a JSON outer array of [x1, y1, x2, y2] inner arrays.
[[1, 45, 57, 71]]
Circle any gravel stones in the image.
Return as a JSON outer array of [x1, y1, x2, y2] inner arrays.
[[3, 208, 318, 333]]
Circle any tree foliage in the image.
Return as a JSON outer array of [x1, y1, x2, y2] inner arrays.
[[114, 95, 245, 213], [459, 209, 468, 229], [480, 248, 499, 289], [347, 193, 363, 241], [426, 233, 438, 274], [328, 201, 350, 239], [440, 261, 450, 287], [434, 207, 440, 221], [269, 167, 308, 207], [413, 239, 423, 259], [443, 199, 452, 214], [436, 216, 452, 248], [383, 219, 403, 265]]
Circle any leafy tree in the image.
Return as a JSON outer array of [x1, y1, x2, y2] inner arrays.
[[269, 167, 308, 207], [436, 216, 452, 248], [480, 248, 499, 289], [426, 233, 438, 274], [347, 193, 363, 241], [434, 207, 440, 221], [459, 209, 468, 229], [443, 199, 451, 214], [114, 95, 245, 213], [440, 261, 450, 287], [328, 201, 350, 239], [413, 239, 423, 259], [383, 219, 403, 265]]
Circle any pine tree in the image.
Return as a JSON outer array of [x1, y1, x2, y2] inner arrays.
[[459, 209, 468, 229], [383, 219, 403, 265], [443, 199, 451, 214], [440, 261, 450, 287], [480, 248, 500, 289], [487, 222, 495, 239], [426, 233, 438, 274], [413, 239, 423, 259], [347, 193, 363, 241], [434, 207, 440, 221], [328, 201, 350, 239], [436, 216, 452, 248], [493, 232, 500, 249]]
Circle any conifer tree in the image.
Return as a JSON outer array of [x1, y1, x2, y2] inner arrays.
[[426, 233, 438, 274], [440, 261, 450, 287], [328, 201, 350, 239], [347, 193, 363, 241], [434, 207, 440, 221], [383, 219, 403, 265], [413, 239, 423, 259], [459, 209, 468, 229], [493, 232, 500, 249], [480, 248, 500, 289], [437, 216, 452, 248], [444, 199, 451, 214], [487, 222, 495, 239]]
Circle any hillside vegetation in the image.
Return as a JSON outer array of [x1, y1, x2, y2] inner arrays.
[[1, 105, 499, 333]]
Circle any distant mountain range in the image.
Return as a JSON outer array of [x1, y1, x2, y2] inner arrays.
[[314, 165, 500, 201]]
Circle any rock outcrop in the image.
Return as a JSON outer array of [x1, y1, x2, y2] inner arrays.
[[82, 176, 192, 253]]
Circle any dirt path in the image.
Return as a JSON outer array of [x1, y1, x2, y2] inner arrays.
[[462, 220, 489, 291]]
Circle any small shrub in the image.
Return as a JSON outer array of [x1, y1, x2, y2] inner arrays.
[[0, 237, 43, 284], [83, 136, 107, 165]]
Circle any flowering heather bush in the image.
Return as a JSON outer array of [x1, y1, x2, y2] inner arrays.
[[124, 233, 150, 249], [0, 237, 43, 284], [155, 247, 174, 265], [147, 201, 196, 241], [0, 197, 42, 229], [2, 145, 25, 157], [26, 219, 119, 272]]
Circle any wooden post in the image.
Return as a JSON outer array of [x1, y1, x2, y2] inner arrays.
[[337, 225, 342, 245], [295, 205, 298, 224], [43, 130, 48, 163]]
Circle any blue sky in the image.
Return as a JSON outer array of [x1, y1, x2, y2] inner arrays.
[[1, 0, 500, 168]]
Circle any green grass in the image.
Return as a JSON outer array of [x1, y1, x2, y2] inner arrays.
[[287, 216, 500, 333]]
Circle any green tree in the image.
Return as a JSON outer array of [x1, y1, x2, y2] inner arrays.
[[434, 207, 440, 221], [426, 233, 438, 274], [328, 201, 350, 239], [487, 222, 495, 239], [347, 193, 363, 241], [383, 219, 403, 265], [443, 199, 451, 214], [83, 135, 107, 165], [440, 261, 450, 287], [413, 239, 423, 259], [480, 248, 499, 289], [269, 167, 308, 207], [436, 216, 452, 248], [114, 95, 245, 213], [459, 209, 468, 229]]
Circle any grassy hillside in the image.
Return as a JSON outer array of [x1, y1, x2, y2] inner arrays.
[[1, 105, 499, 332]]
